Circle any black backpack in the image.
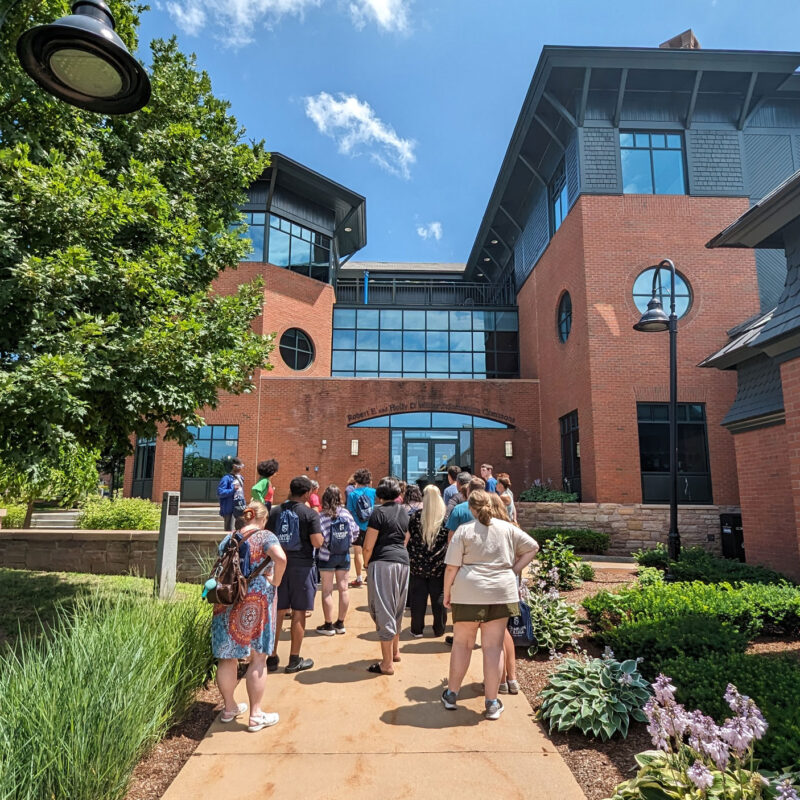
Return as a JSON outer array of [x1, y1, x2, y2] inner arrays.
[[204, 530, 271, 605]]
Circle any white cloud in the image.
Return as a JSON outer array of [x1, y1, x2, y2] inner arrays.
[[304, 92, 416, 179], [348, 0, 410, 32], [416, 221, 442, 241], [167, 0, 410, 46]]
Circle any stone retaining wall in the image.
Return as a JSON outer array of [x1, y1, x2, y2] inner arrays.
[[0, 530, 219, 583], [516, 502, 738, 556]]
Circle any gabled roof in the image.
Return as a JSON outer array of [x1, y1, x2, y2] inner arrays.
[[699, 309, 775, 369]]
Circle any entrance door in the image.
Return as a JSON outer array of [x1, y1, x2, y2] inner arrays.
[[432, 440, 458, 492], [403, 438, 460, 492], [560, 410, 581, 500], [403, 440, 430, 488]]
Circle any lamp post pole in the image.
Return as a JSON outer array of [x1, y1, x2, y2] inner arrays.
[[633, 258, 681, 562]]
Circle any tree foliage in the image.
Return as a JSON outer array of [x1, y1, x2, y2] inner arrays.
[[0, 0, 272, 472]]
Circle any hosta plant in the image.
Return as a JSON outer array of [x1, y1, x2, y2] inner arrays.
[[526, 586, 582, 655], [539, 651, 650, 740]]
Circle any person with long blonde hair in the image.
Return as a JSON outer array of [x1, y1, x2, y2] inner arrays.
[[442, 490, 538, 720], [406, 483, 450, 638]]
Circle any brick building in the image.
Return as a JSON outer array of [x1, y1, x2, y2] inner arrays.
[[125, 37, 800, 557]]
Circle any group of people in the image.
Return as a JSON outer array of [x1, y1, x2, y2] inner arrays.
[[212, 459, 538, 731]]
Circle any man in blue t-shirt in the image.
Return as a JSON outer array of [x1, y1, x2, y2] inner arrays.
[[445, 476, 486, 542], [442, 465, 461, 506], [346, 467, 376, 588], [481, 463, 498, 494]]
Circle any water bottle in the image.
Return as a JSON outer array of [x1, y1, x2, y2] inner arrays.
[[202, 578, 217, 599]]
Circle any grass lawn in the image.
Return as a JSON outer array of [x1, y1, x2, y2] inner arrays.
[[0, 568, 197, 647]]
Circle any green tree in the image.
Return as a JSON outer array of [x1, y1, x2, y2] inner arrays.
[[0, 443, 101, 527], [0, 0, 273, 474]]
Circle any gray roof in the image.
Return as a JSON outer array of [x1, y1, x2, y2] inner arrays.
[[699, 310, 775, 369], [721, 354, 784, 428], [340, 262, 466, 275]]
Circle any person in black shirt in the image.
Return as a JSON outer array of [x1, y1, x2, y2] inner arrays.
[[362, 477, 409, 675], [266, 476, 323, 673]]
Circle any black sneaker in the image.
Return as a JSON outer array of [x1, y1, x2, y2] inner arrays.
[[266, 655, 279, 673], [333, 620, 346, 635], [285, 657, 314, 673], [316, 622, 335, 636], [445, 635, 454, 646], [441, 689, 458, 710]]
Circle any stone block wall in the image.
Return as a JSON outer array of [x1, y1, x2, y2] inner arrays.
[[0, 530, 220, 583], [516, 502, 736, 556]]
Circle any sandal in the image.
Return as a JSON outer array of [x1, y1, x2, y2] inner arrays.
[[247, 711, 279, 732], [220, 702, 247, 723], [348, 578, 364, 588], [367, 663, 393, 675]]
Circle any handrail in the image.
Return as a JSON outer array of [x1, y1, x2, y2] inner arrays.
[[334, 277, 516, 308]]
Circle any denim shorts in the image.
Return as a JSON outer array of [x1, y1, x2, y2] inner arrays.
[[318, 553, 351, 572]]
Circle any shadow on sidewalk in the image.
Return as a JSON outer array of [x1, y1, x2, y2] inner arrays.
[[399, 640, 451, 655], [292, 658, 381, 684], [377, 682, 486, 727]]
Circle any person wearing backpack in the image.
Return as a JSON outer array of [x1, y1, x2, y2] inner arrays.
[[212, 502, 287, 732], [315, 484, 359, 636], [265, 476, 323, 673], [345, 468, 376, 589], [218, 458, 245, 531]]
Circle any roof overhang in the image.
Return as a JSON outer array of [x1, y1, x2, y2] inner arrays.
[[467, 45, 800, 282], [264, 152, 367, 257], [706, 168, 800, 249]]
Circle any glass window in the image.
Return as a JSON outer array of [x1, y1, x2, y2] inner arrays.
[[234, 212, 267, 262], [390, 412, 432, 427], [356, 351, 378, 371], [427, 310, 449, 330], [426, 353, 449, 372], [182, 425, 238, 480], [381, 309, 403, 329], [558, 292, 572, 343], [450, 332, 472, 352], [267, 228, 290, 267], [403, 331, 426, 351], [449, 310, 472, 330], [357, 309, 379, 329], [403, 352, 424, 371], [279, 328, 314, 371], [633, 267, 692, 319], [265, 214, 330, 280], [495, 311, 518, 331], [350, 416, 391, 427], [380, 330, 403, 350], [380, 351, 402, 372], [404, 310, 426, 329], [334, 308, 356, 328], [426, 331, 448, 351], [620, 131, 686, 195], [333, 329, 355, 349], [549, 159, 569, 234], [332, 350, 355, 371], [357, 329, 379, 350], [450, 352, 472, 372]]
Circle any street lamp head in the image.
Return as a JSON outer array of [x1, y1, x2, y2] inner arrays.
[[633, 296, 670, 332], [16, 0, 151, 115]]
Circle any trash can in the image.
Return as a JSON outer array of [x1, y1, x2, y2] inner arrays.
[[719, 514, 745, 562]]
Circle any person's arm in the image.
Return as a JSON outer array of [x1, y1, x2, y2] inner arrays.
[[218, 474, 234, 499], [361, 527, 379, 566], [251, 479, 266, 504], [443, 565, 458, 609], [309, 510, 324, 549], [267, 541, 287, 587], [403, 530, 410, 548], [511, 530, 539, 575], [513, 548, 537, 576]]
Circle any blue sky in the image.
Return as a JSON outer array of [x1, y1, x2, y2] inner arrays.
[[137, 0, 800, 264]]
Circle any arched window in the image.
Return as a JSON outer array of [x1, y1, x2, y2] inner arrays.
[[633, 268, 692, 319], [348, 412, 511, 429], [279, 329, 314, 370], [557, 292, 572, 343]]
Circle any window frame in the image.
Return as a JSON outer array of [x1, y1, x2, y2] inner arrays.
[[557, 291, 572, 343], [619, 130, 687, 195], [549, 158, 569, 234], [632, 267, 693, 320], [279, 328, 315, 371]]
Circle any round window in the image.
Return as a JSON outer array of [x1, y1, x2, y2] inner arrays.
[[557, 291, 572, 343], [633, 267, 692, 319], [279, 328, 314, 371]]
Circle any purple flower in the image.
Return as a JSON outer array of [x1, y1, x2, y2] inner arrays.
[[546, 587, 560, 601], [776, 779, 800, 800], [644, 698, 668, 751], [662, 703, 689, 739], [687, 761, 714, 791], [602, 646, 615, 660], [652, 674, 677, 706], [699, 737, 730, 772], [720, 716, 754, 758], [618, 672, 633, 686]]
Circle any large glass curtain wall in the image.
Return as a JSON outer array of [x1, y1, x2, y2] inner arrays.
[[236, 212, 331, 282], [332, 308, 519, 378]]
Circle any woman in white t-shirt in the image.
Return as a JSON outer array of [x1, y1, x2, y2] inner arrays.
[[441, 490, 538, 720]]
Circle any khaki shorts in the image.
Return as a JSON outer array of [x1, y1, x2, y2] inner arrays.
[[450, 602, 519, 623]]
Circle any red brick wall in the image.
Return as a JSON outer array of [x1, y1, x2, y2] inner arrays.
[[781, 356, 800, 576], [521, 194, 757, 503], [733, 422, 800, 580]]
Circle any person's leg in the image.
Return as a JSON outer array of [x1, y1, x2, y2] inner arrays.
[[379, 639, 395, 673], [320, 570, 335, 623], [223, 513, 234, 531], [290, 609, 307, 656], [430, 575, 447, 637], [408, 574, 427, 636], [216, 658, 240, 714], [392, 633, 400, 662], [245, 652, 268, 718], [503, 628, 517, 682], [352, 545, 364, 584], [335, 569, 350, 622], [448, 621, 478, 695], [480, 618, 508, 701]]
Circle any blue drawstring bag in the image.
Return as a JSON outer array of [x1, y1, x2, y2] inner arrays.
[[507, 600, 535, 648]]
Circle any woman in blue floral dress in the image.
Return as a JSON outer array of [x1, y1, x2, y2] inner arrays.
[[212, 502, 286, 732]]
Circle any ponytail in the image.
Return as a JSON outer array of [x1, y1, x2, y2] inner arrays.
[[234, 502, 267, 530], [468, 490, 494, 526]]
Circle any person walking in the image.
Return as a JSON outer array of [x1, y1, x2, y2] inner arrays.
[[346, 468, 376, 589], [315, 484, 359, 636], [362, 477, 410, 675], [407, 484, 449, 638], [212, 502, 287, 732], [441, 490, 538, 720], [251, 459, 279, 511], [266, 476, 323, 673], [217, 458, 245, 532]]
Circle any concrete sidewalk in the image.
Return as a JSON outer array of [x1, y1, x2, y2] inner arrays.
[[164, 596, 585, 800]]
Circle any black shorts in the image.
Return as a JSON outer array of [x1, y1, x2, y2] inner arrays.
[[355, 530, 366, 547], [277, 563, 317, 611]]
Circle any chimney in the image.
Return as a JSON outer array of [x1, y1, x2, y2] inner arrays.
[[659, 29, 701, 50]]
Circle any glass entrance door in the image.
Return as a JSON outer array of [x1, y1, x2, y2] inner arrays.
[[402, 435, 460, 491], [403, 440, 430, 488]]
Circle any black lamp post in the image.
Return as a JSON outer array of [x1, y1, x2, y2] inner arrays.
[[8, 0, 150, 114], [633, 258, 681, 562]]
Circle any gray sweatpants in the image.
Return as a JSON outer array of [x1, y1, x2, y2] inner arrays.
[[367, 561, 410, 641]]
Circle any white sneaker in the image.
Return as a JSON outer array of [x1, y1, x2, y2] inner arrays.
[[248, 712, 279, 732], [484, 699, 504, 720], [507, 679, 520, 695], [498, 682, 509, 694], [411, 632, 423, 639]]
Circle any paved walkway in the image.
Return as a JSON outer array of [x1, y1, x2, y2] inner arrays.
[[164, 596, 585, 800]]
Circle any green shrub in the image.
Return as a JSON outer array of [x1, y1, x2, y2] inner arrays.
[[633, 543, 669, 569], [527, 590, 582, 655], [636, 567, 665, 587], [519, 480, 578, 503], [0, 593, 212, 799], [1, 504, 26, 528], [530, 527, 610, 554], [668, 547, 791, 585], [600, 614, 749, 677], [535, 535, 585, 591], [77, 498, 161, 530], [578, 561, 596, 582], [659, 653, 800, 772], [539, 653, 650, 740], [583, 581, 800, 639]]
